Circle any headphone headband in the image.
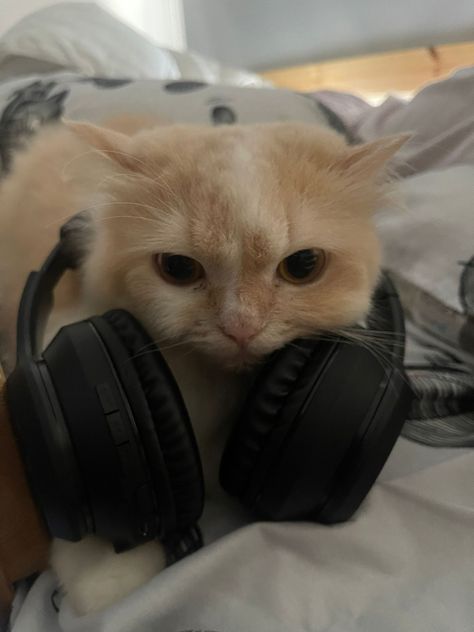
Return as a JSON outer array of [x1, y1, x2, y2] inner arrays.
[[368, 274, 406, 363], [16, 243, 72, 363]]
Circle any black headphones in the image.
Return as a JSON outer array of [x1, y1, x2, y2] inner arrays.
[[6, 233, 414, 554]]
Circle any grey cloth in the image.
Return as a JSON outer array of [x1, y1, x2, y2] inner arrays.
[[376, 165, 474, 444], [314, 66, 474, 175]]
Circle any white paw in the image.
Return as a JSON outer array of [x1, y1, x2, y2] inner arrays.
[[50, 536, 166, 615]]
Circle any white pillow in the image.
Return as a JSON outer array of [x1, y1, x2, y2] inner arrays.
[[0, 2, 269, 87], [0, 2, 180, 80], [171, 48, 270, 87]]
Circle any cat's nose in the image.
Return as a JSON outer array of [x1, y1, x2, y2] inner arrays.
[[219, 323, 260, 348]]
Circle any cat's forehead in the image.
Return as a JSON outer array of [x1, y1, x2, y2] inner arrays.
[[129, 123, 357, 264], [170, 132, 291, 265]]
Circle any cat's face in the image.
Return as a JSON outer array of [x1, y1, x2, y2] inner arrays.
[[72, 121, 406, 369]]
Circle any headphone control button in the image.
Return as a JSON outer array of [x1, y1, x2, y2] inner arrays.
[[96, 382, 119, 414], [106, 410, 128, 445]]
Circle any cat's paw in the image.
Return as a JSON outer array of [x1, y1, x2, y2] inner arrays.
[[50, 536, 166, 615]]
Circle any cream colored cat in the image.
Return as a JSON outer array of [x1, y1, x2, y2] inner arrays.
[[0, 117, 407, 615]]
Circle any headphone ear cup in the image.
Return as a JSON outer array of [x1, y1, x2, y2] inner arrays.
[[222, 334, 412, 524], [220, 338, 329, 501], [97, 310, 204, 534]]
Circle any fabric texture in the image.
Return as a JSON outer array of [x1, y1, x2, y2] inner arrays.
[[9, 441, 474, 632]]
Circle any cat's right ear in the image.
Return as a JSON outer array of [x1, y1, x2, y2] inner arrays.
[[334, 133, 411, 178], [64, 120, 142, 172]]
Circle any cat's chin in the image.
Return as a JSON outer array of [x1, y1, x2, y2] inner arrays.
[[219, 352, 264, 373], [195, 345, 267, 373]]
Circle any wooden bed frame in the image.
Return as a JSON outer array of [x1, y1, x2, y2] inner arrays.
[[260, 41, 474, 100]]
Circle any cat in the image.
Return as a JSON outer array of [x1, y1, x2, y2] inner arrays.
[[0, 116, 407, 614]]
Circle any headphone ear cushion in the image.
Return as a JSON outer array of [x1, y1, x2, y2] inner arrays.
[[220, 339, 328, 498], [102, 310, 204, 531]]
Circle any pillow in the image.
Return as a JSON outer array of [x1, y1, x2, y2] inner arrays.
[[0, 72, 334, 174], [0, 2, 267, 87], [0, 55, 67, 83], [170, 48, 270, 87], [0, 3, 181, 80]]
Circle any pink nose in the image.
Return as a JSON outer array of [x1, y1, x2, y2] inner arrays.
[[219, 323, 260, 348]]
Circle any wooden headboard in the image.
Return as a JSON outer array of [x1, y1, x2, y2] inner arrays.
[[260, 42, 474, 99]]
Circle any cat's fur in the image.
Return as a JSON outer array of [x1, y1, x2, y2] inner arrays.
[[0, 117, 406, 614]]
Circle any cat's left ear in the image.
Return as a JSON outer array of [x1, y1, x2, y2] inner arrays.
[[64, 120, 141, 172], [335, 133, 411, 177]]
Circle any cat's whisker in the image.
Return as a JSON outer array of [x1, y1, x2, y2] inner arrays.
[[88, 172, 141, 194], [172, 347, 196, 362], [332, 330, 413, 389], [339, 325, 406, 343], [132, 337, 188, 354], [96, 163, 180, 204], [127, 340, 189, 361], [60, 148, 107, 179], [91, 148, 150, 170], [288, 328, 408, 383], [90, 196, 180, 222], [90, 200, 160, 214], [60, 147, 151, 180], [101, 172, 179, 208], [141, 172, 180, 203], [43, 210, 81, 228], [44, 203, 166, 229], [94, 213, 162, 227], [335, 329, 399, 353]]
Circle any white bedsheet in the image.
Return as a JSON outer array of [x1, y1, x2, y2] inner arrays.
[[9, 439, 473, 632]]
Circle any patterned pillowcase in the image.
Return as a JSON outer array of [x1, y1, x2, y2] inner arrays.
[[0, 73, 345, 175]]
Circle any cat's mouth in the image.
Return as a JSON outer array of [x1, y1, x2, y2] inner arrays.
[[223, 348, 264, 371], [194, 335, 271, 372]]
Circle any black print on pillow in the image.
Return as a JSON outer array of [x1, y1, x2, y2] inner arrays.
[[459, 255, 474, 354], [164, 80, 208, 92], [459, 256, 474, 316], [50, 588, 62, 613], [78, 77, 132, 88], [0, 80, 68, 174], [211, 105, 236, 125]]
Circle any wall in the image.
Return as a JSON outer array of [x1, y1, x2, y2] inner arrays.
[[183, 0, 474, 70]]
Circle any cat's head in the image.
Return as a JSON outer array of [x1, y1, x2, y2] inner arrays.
[[67, 120, 407, 370]]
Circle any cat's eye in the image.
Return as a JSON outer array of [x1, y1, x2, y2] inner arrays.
[[154, 253, 204, 285], [278, 248, 326, 284]]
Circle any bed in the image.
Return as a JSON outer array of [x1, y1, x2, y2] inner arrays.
[[260, 41, 474, 104], [1, 4, 473, 631]]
